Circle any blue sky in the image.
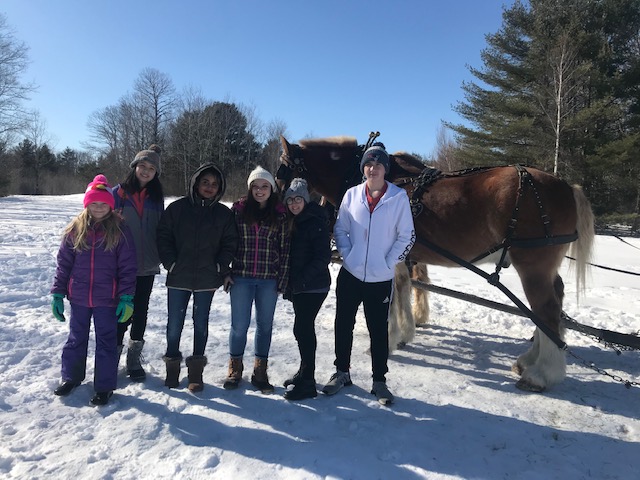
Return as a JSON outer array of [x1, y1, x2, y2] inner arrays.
[[2, 1, 513, 157]]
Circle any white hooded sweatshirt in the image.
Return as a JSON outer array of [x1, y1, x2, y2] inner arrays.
[[334, 181, 416, 283]]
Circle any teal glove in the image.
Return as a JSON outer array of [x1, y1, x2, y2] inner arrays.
[[51, 294, 65, 322], [116, 295, 134, 324]]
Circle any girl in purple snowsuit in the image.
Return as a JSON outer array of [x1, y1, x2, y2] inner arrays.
[[51, 174, 137, 406]]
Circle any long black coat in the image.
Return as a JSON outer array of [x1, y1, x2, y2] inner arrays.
[[288, 201, 332, 295], [156, 164, 238, 291]]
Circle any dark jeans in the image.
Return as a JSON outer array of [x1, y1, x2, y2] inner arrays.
[[292, 292, 328, 380], [117, 275, 155, 344], [62, 303, 118, 392], [334, 267, 392, 382], [165, 288, 215, 358]]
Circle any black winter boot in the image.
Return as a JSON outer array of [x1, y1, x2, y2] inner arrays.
[[163, 355, 181, 388], [284, 378, 317, 401]]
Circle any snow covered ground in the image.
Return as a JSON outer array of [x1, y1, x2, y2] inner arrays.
[[0, 194, 638, 480]]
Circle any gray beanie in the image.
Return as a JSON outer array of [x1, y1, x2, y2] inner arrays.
[[130, 144, 162, 176], [360, 144, 390, 174], [284, 178, 310, 204]]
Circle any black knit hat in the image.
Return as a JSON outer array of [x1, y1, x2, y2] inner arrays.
[[359, 143, 390, 174]]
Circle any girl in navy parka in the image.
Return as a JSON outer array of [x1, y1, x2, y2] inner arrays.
[[51, 175, 137, 406]]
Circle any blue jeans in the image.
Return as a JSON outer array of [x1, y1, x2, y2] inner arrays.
[[165, 288, 215, 358], [229, 276, 278, 358]]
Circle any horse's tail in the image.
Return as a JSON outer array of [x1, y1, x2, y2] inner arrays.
[[569, 185, 595, 301]]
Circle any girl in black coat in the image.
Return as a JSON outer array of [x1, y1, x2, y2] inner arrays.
[[156, 163, 238, 392], [282, 178, 332, 400]]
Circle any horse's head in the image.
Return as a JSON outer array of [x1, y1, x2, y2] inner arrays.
[[277, 135, 363, 207]]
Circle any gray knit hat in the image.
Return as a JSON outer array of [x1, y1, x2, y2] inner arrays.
[[130, 144, 162, 176], [284, 178, 310, 204], [360, 143, 390, 174]]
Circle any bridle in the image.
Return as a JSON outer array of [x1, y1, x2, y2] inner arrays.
[[276, 132, 382, 205]]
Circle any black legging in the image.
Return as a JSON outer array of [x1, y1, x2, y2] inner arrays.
[[292, 291, 328, 380], [117, 275, 155, 345]]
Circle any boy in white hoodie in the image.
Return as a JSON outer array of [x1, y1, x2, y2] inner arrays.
[[322, 143, 415, 405]]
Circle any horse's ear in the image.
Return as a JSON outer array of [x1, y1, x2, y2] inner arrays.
[[280, 135, 291, 154]]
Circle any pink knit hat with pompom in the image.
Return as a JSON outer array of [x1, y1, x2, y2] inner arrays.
[[83, 174, 115, 210]]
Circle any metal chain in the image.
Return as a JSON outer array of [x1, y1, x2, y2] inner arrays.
[[564, 321, 640, 388], [567, 348, 640, 388]]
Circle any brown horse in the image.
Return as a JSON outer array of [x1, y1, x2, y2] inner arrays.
[[278, 135, 595, 392]]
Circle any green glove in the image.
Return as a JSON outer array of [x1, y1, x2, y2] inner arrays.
[[116, 295, 134, 324], [51, 294, 65, 322]]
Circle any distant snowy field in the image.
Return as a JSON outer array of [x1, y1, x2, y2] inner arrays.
[[0, 194, 638, 480]]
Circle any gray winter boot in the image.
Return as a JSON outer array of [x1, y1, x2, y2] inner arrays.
[[163, 355, 182, 388], [126, 339, 146, 381], [185, 355, 208, 392]]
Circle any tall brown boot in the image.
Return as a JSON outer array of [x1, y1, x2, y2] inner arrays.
[[163, 355, 181, 388], [223, 356, 243, 390], [185, 355, 207, 392], [251, 357, 274, 394]]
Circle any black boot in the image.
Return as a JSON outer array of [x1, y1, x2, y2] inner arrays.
[[283, 364, 303, 387], [90, 391, 113, 406], [54, 381, 80, 396], [284, 378, 317, 401], [163, 355, 182, 388]]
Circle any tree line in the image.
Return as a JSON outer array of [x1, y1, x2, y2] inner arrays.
[[441, 0, 640, 226], [2, 2, 640, 227]]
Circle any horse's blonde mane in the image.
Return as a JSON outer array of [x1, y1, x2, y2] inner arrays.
[[299, 136, 357, 148]]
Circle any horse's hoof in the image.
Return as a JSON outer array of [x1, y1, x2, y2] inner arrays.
[[511, 363, 524, 376], [515, 378, 545, 393], [397, 341, 407, 349]]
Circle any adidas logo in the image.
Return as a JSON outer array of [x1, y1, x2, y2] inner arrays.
[[382, 296, 390, 304]]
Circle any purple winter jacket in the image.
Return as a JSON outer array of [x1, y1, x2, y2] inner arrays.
[[51, 222, 137, 308]]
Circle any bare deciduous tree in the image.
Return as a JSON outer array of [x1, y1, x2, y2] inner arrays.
[[0, 14, 37, 138]]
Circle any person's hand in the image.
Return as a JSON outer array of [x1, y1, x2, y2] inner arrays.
[[116, 295, 134, 323], [223, 275, 234, 293], [51, 294, 65, 322]]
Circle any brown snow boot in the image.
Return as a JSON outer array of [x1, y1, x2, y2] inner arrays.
[[163, 355, 181, 388], [185, 355, 207, 392], [223, 356, 243, 390], [251, 357, 274, 394]]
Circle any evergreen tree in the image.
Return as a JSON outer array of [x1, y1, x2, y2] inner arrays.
[[446, 0, 640, 214]]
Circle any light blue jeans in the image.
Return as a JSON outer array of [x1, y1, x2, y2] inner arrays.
[[229, 276, 278, 358]]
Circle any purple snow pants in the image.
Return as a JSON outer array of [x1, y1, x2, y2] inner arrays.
[[61, 303, 118, 392]]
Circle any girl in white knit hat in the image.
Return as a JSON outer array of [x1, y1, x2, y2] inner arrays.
[[222, 166, 291, 393]]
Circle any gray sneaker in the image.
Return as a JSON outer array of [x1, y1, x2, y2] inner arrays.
[[321, 370, 352, 395], [371, 381, 394, 405]]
